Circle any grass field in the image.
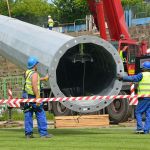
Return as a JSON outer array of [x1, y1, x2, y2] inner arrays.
[[0, 127, 150, 150]]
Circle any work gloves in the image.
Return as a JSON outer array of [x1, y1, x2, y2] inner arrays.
[[43, 74, 49, 81]]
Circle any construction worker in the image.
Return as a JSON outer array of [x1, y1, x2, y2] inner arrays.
[[23, 56, 53, 138], [118, 61, 150, 134], [119, 46, 128, 63], [119, 50, 126, 62], [48, 15, 54, 30]]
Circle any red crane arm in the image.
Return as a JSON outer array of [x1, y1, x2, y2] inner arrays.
[[87, 0, 130, 41], [102, 0, 130, 40]]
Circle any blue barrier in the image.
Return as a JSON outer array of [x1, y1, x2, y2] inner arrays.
[[53, 24, 86, 33], [53, 11, 150, 33], [125, 9, 150, 27], [131, 17, 150, 26]]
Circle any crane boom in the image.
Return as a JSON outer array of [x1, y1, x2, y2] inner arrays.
[[102, 0, 130, 40], [87, 0, 130, 40]]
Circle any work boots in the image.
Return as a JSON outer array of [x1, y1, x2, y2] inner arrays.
[[40, 134, 53, 138], [136, 130, 144, 134], [26, 134, 53, 138], [26, 134, 34, 139]]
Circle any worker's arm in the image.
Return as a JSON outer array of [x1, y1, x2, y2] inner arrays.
[[31, 72, 40, 99], [123, 73, 143, 82]]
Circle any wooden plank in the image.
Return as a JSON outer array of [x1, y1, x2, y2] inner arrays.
[[55, 121, 109, 126], [55, 118, 109, 124], [55, 125, 108, 128], [55, 115, 109, 120], [55, 115, 109, 128], [56, 119, 109, 123], [55, 124, 109, 128]]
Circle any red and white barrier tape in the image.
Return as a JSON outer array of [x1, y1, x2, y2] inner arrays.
[[129, 83, 138, 105], [8, 89, 12, 99], [1, 94, 150, 108], [7, 88, 15, 107]]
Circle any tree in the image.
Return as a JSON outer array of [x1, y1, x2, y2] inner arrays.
[[12, 0, 55, 25], [121, 0, 143, 7], [52, 0, 89, 24], [0, 0, 14, 16]]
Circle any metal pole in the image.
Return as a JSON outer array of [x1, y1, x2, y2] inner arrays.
[[89, 15, 93, 32], [74, 21, 76, 32], [6, 0, 11, 17], [8, 87, 13, 122], [0, 15, 124, 113], [8, 107, 12, 122], [86, 15, 88, 31], [74, 19, 86, 32]]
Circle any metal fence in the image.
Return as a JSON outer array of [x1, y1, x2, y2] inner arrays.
[[125, 2, 150, 19], [0, 76, 24, 115], [0, 76, 24, 99]]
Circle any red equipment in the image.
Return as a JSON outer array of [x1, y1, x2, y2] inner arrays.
[[87, 0, 148, 75], [87, 0, 149, 123]]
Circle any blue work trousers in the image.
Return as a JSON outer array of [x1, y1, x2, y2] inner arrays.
[[48, 27, 53, 30], [135, 98, 150, 133], [24, 94, 48, 136]]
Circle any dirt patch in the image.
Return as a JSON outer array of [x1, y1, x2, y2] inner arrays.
[[0, 120, 54, 128], [0, 121, 23, 128], [119, 120, 136, 127]]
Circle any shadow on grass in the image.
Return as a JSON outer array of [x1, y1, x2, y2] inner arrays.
[[52, 128, 135, 135], [0, 128, 132, 136]]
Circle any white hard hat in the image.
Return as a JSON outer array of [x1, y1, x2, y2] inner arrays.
[[48, 15, 51, 18], [147, 48, 150, 53]]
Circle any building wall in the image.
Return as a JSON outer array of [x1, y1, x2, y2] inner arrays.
[[0, 56, 23, 77], [129, 24, 150, 47]]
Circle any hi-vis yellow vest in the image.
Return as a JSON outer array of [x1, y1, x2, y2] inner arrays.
[[119, 51, 126, 62], [25, 70, 40, 95], [48, 18, 54, 27], [138, 72, 150, 95]]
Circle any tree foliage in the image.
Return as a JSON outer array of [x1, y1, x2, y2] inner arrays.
[[121, 0, 144, 7], [0, 0, 148, 26], [12, 0, 55, 25], [0, 0, 14, 16], [52, 0, 89, 24]]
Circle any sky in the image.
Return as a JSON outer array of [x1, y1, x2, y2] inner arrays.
[[48, 0, 52, 3]]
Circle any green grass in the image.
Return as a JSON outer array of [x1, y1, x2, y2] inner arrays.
[[0, 110, 54, 121], [0, 128, 150, 150]]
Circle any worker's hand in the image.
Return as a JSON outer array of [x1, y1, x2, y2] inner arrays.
[[36, 102, 41, 107], [44, 74, 49, 81], [40, 73, 50, 81], [42, 74, 49, 81], [117, 74, 123, 81]]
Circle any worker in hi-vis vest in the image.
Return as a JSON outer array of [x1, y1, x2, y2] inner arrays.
[[48, 15, 54, 30], [23, 56, 53, 138], [119, 46, 128, 63], [118, 61, 150, 134], [119, 50, 126, 62]]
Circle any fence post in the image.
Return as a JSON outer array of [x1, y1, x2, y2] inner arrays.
[[3, 79, 7, 99], [89, 15, 93, 32], [7, 88, 13, 122]]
